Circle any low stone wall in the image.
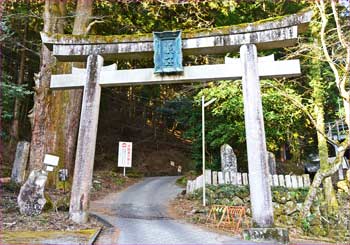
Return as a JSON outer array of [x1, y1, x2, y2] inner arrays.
[[187, 184, 350, 242], [186, 170, 310, 194]]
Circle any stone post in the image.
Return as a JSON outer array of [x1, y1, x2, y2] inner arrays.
[[11, 141, 30, 183], [240, 44, 274, 228], [267, 151, 277, 175], [69, 54, 103, 223]]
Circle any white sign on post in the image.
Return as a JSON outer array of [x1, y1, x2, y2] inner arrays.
[[118, 142, 132, 176], [43, 154, 60, 172], [44, 154, 60, 166]]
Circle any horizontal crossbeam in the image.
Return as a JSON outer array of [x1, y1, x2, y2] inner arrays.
[[50, 60, 301, 89], [45, 27, 298, 62], [41, 11, 312, 62]]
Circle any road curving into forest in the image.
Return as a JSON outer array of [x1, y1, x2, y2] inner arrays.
[[91, 176, 258, 244]]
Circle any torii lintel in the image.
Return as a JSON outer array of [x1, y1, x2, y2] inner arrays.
[[41, 10, 312, 62]]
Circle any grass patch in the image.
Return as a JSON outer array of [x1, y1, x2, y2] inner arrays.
[[176, 176, 187, 187], [1, 182, 21, 193], [126, 171, 144, 178], [115, 178, 126, 185]]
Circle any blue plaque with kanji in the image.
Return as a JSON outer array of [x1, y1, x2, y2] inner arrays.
[[153, 31, 183, 74]]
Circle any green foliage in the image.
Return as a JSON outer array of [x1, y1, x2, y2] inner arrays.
[[272, 186, 309, 203], [2, 80, 32, 121], [176, 176, 187, 187], [1, 182, 21, 193], [92, 181, 102, 191], [126, 170, 144, 178], [55, 195, 70, 212], [43, 193, 54, 212], [115, 178, 126, 185], [189, 184, 311, 207], [190, 184, 250, 205], [181, 79, 308, 171], [301, 214, 315, 233]]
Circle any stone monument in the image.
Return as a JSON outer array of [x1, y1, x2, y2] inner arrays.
[[220, 144, 237, 173], [18, 169, 48, 216], [17, 154, 59, 216], [11, 141, 30, 183], [267, 151, 277, 175]]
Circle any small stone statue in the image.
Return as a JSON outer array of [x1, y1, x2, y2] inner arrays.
[[17, 169, 48, 216]]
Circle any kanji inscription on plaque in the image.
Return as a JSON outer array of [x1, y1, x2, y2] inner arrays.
[[153, 30, 183, 74]]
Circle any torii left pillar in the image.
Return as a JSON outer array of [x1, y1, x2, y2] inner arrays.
[[69, 54, 103, 223]]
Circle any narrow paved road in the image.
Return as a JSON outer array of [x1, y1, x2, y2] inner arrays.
[[92, 176, 257, 244]]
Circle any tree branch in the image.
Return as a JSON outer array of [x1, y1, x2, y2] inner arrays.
[[264, 80, 338, 146], [317, 0, 345, 99], [85, 20, 104, 35], [301, 138, 349, 218]]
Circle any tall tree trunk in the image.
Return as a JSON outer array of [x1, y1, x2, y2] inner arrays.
[[10, 3, 29, 148], [0, 0, 4, 165], [50, 0, 93, 186], [73, 0, 93, 35], [28, 0, 65, 171], [310, 39, 338, 213], [28, 0, 94, 188], [314, 104, 338, 212], [280, 143, 287, 162]]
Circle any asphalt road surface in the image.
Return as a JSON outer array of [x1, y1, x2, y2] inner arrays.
[[93, 176, 258, 244]]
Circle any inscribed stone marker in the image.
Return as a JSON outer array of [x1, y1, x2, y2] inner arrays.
[[220, 144, 237, 173], [18, 170, 48, 216], [267, 152, 277, 175], [11, 141, 30, 184]]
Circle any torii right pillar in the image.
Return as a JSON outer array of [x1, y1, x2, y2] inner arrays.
[[241, 44, 289, 243]]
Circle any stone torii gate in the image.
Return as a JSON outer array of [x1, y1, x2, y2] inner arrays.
[[41, 11, 312, 231]]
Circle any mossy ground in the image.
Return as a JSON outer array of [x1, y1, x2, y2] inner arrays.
[[2, 229, 99, 244]]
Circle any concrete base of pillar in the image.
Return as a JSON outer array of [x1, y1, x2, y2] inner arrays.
[[243, 228, 289, 244], [70, 211, 88, 224]]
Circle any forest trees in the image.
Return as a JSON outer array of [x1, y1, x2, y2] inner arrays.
[[300, 0, 350, 217]]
